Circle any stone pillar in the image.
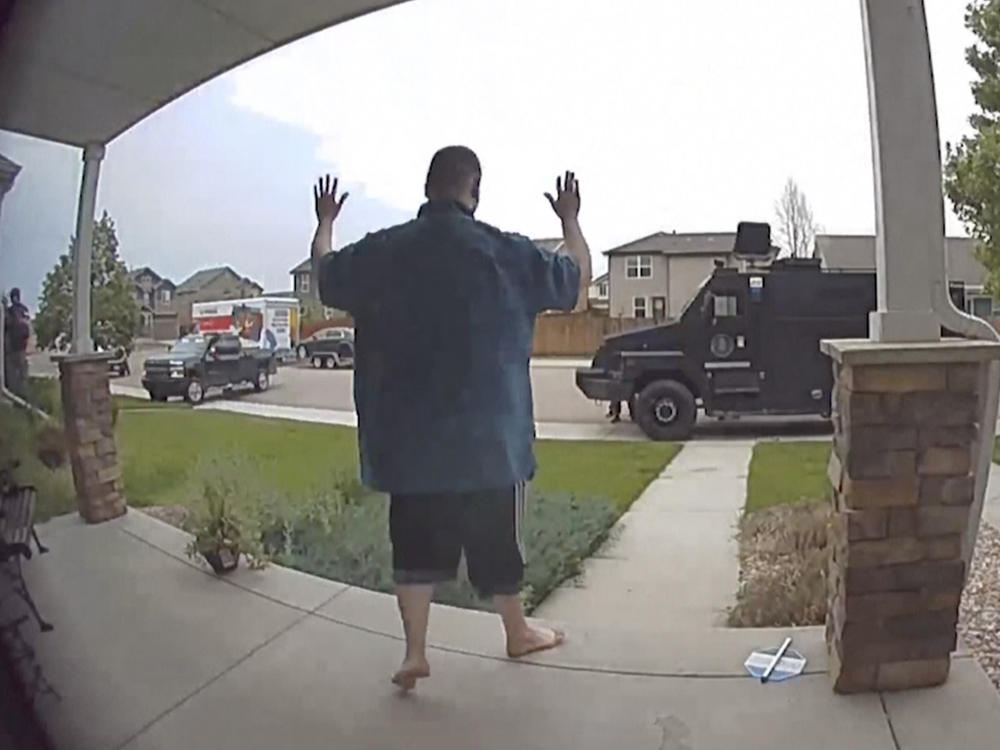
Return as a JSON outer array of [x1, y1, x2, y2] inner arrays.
[[822, 339, 1000, 693], [57, 353, 126, 523]]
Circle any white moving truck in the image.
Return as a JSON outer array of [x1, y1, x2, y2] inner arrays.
[[190, 297, 301, 363]]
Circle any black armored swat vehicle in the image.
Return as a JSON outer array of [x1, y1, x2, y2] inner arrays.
[[576, 223, 965, 441]]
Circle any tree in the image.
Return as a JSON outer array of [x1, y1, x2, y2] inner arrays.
[[945, 1, 1000, 296], [34, 211, 140, 352], [774, 178, 819, 258]]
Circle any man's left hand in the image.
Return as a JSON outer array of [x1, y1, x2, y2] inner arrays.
[[314, 174, 349, 224]]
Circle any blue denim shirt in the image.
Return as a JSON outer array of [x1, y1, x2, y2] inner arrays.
[[319, 201, 581, 494]]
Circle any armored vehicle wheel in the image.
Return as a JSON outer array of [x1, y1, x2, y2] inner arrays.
[[636, 379, 696, 441]]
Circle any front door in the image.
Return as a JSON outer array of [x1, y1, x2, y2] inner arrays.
[[651, 296, 667, 322], [701, 276, 761, 412]]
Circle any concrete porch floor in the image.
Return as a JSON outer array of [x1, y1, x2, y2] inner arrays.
[[10, 509, 1000, 750]]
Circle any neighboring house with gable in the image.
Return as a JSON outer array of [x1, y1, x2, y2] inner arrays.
[[174, 266, 263, 331], [588, 271, 609, 312], [129, 266, 179, 341], [288, 258, 345, 320], [814, 234, 995, 318], [605, 231, 737, 320]]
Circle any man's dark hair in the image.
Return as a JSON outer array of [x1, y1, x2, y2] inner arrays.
[[425, 146, 481, 200], [9, 288, 20, 304]]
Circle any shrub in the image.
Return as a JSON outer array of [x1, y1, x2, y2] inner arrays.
[[0, 404, 75, 521], [258, 487, 619, 613]]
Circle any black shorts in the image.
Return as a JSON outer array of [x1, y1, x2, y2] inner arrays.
[[389, 483, 526, 597]]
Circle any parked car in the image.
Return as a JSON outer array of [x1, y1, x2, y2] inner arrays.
[[297, 327, 354, 369], [141, 334, 276, 404]]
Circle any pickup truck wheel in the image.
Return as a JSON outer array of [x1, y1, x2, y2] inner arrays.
[[636, 380, 696, 441], [148, 389, 167, 403], [254, 371, 270, 392], [297, 345, 308, 360], [312, 356, 323, 369], [185, 379, 205, 405]]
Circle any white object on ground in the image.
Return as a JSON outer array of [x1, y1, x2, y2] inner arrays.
[[745, 645, 807, 683]]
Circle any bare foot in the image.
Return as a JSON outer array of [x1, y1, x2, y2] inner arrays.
[[507, 625, 565, 659], [391, 657, 430, 692]]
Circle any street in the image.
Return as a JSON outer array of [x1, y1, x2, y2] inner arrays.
[[28, 346, 833, 439]]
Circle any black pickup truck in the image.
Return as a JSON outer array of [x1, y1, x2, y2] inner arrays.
[[142, 334, 277, 404]]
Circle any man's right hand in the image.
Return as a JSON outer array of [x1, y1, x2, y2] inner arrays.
[[314, 174, 349, 224], [544, 171, 581, 222]]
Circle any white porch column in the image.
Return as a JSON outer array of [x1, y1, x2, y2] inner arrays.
[[861, 0, 944, 343], [71, 143, 106, 354]]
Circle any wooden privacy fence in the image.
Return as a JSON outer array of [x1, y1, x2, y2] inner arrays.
[[531, 313, 657, 356], [300, 313, 657, 357]]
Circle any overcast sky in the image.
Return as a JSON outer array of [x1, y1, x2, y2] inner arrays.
[[0, 0, 978, 307]]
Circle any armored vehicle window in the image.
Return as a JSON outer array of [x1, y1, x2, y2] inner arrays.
[[713, 295, 738, 318]]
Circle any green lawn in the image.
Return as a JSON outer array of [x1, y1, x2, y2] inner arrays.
[[745, 441, 832, 513], [117, 408, 678, 511], [10, 396, 679, 612]]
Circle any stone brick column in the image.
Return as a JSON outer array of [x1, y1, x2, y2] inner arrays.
[[822, 340, 1000, 693], [57, 354, 126, 523]]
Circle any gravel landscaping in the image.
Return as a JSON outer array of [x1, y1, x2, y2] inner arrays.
[[959, 522, 1000, 692]]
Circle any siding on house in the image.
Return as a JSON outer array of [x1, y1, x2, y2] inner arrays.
[[606, 232, 736, 318], [608, 253, 670, 318]]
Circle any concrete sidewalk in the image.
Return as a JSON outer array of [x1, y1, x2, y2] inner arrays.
[[537, 441, 751, 629], [13, 510, 1000, 750]]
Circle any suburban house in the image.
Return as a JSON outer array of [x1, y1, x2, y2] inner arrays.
[[129, 267, 178, 341], [288, 258, 345, 319], [174, 266, 264, 331], [604, 232, 737, 320], [814, 234, 994, 318], [588, 271, 610, 311]]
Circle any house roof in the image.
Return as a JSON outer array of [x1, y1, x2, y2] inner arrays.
[[176, 265, 261, 294], [0, 0, 412, 147], [604, 232, 737, 257], [591, 271, 609, 284], [129, 266, 161, 282], [815, 234, 983, 285], [290, 258, 312, 274]]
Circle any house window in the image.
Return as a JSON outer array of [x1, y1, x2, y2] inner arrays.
[[598, 282, 609, 298], [300, 273, 311, 294], [626, 256, 653, 279], [140, 311, 153, 328], [969, 295, 994, 319], [633, 296, 648, 318], [160, 289, 172, 303]]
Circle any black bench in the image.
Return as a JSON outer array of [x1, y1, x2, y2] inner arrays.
[[0, 484, 52, 633]]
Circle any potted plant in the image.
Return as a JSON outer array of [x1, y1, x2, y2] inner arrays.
[[185, 489, 243, 574]]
